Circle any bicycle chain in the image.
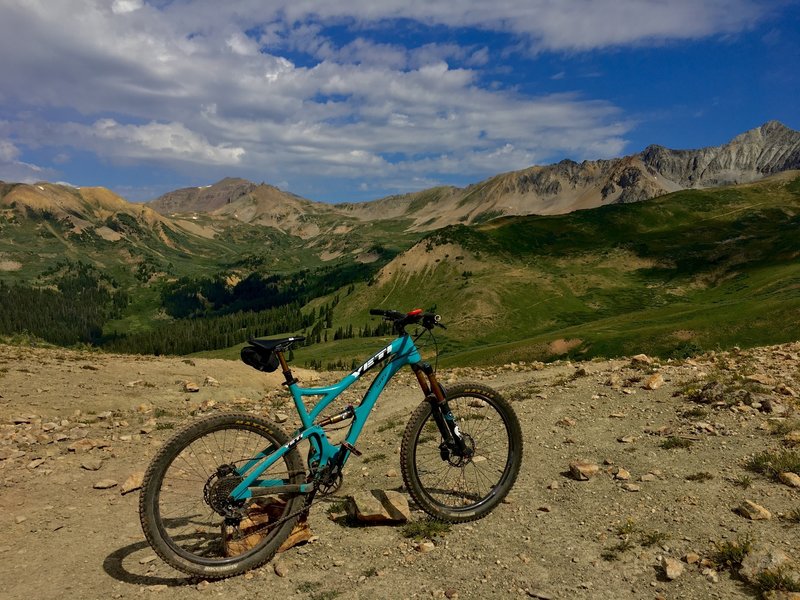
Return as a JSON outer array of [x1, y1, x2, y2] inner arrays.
[[225, 478, 332, 543]]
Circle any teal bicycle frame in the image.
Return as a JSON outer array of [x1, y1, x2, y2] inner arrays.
[[228, 332, 423, 501]]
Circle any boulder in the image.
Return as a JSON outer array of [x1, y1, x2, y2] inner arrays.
[[346, 490, 410, 523], [739, 547, 793, 584], [644, 374, 665, 390]]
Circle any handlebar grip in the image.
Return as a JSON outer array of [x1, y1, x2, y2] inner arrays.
[[369, 309, 386, 316]]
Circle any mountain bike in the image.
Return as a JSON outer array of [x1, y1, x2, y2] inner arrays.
[[139, 308, 523, 579]]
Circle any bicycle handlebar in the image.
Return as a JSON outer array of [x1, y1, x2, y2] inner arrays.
[[369, 308, 446, 330]]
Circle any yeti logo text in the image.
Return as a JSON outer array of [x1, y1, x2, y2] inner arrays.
[[351, 344, 393, 378]]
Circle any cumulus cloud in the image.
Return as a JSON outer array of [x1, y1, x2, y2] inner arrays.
[[0, 0, 776, 198], [72, 119, 246, 165]]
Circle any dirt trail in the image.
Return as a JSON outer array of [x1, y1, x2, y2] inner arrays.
[[0, 343, 798, 599]]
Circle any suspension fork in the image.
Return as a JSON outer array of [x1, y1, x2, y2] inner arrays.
[[411, 363, 471, 457]]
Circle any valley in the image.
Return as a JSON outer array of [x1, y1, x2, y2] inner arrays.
[[0, 123, 798, 368]]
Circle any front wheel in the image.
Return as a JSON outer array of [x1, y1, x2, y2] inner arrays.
[[139, 413, 306, 579], [400, 382, 523, 522]]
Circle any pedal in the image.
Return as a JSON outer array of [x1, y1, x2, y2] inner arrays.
[[341, 441, 362, 457]]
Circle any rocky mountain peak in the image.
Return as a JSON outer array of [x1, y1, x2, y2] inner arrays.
[[148, 177, 257, 215]]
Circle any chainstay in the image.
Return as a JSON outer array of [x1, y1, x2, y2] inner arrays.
[[228, 485, 328, 542]]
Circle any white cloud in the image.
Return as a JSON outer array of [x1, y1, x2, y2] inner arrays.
[[170, 0, 768, 51], [0, 0, 775, 198], [0, 139, 58, 183], [71, 119, 246, 165], [0, 140, 20, 162], [111, 0, 143, 15]]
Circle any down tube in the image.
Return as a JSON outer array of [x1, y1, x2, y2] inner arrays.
[[346, 345, 420, 446]]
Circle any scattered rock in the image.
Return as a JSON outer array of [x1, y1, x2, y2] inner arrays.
[[778, 472, 800, 488], [182, 381, 200, 393], [735, 500, 772, 520], [274, 412, 289, 424], [661, 556, 685, 580], [203, 376, 220, 387], [81, 458, 103, 471], [784, 431, 800, 446], [739, 547, 793, 584], [568, 460, 600, 481], [694, 421, 716, 433], [0, 448, 26, 461], [93, 479, 118, 490], [26, 458, 46, 470], [346, 490, 410, 523], [644, 374, 665, 390], [417, 541, 435, 553], [684, 552, 701, 564], [273, 561, 288, 577], [702, 568, 720, 583], [385, 469, 398, 478], [631, 354, 652, 366], [617, 435, 636, 444], [67, 439, 96, 453], [620, 483, 640, 492], [557, 417, 576, 427], [121, 471, 145, 495], [745, 373, 776, 386], [14, 516, 27, 524], [605, 373, 623, 389], [762, 591, 800, 600], [613, 467, 631, 480]]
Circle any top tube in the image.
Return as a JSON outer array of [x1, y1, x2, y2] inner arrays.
[[289, 332, 423, 428]]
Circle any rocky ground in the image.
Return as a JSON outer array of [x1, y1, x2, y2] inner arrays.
[[0, 342, 799, 600]]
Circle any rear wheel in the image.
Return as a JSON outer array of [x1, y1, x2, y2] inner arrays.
[[401, 383, 522, 522], [139, 413, 305, 578]]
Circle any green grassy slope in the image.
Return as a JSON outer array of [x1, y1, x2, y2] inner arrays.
[[289, 172, 800, 367]]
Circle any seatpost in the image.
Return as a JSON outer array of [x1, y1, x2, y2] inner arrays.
[[277, 351, 298, 386]]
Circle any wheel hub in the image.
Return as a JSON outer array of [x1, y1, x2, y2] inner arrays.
[[446, 433, 475, 467]]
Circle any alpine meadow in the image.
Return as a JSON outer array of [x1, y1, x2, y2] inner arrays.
[[1, 122, 798, 368]]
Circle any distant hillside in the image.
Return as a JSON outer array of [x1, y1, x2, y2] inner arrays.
[[146, 121, 800, 233], [302, 172, 800, 366], [0, 180, 319, 286], [148, 177, 256, 214]]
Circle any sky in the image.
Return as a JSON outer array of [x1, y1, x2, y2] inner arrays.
[[0, 1, 798, 203]]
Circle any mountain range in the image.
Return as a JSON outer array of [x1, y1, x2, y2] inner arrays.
[[148, 120, 800, 232]]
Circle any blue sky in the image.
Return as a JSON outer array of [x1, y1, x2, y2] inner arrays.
[[0, 0, 798, 203]]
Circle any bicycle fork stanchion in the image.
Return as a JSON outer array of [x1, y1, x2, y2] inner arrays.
[[412, 362, 471, 457]]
